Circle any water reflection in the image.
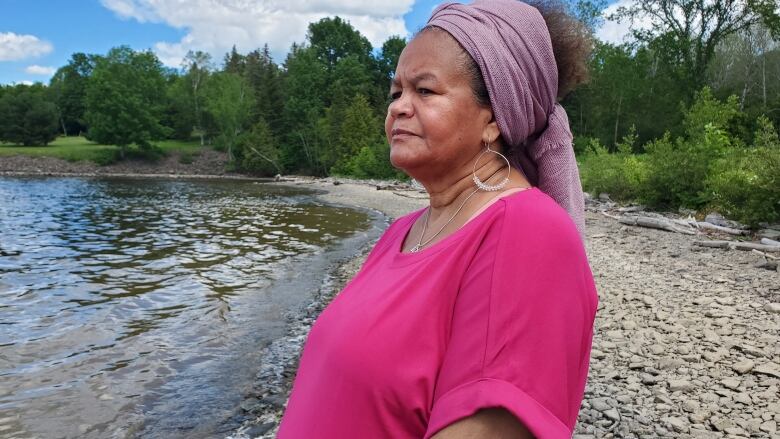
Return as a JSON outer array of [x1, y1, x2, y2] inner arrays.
[[0, 177, 373, 438]]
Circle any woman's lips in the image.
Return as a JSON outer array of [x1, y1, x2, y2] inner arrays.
[[391, 128, 418, 140]]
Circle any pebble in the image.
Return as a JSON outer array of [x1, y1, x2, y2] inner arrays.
[[732, 359, 755, 374]]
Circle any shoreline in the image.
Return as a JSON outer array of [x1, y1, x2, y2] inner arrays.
[[226, 177, 427, 439]]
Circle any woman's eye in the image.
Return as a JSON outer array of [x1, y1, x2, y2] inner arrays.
[[418, 88, 432, 95], [390, 91, 401, 100]]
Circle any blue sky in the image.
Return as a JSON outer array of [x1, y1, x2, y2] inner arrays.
[[0, 0, 624, 85], [0, 0, 439, 84]]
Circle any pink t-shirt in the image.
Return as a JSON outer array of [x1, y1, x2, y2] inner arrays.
[[276, 187, 599, 439]]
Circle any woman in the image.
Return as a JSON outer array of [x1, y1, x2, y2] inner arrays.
[[277, 0, 598, 437]]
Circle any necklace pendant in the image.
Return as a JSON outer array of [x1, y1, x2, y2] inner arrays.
[[410, 244, 421, 253]]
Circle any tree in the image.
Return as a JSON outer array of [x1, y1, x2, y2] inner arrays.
[[307, 17, 374, 71], [204, 72, 254, 162], [238, 117, 282, 175], [182, 50, 214, 145], [223, 45, 245, 74], [0, 84, 59, 145], [48, 53, 98, 136], [610, 0, 780, 87], [280, 44, 328, 174], [84, 46, 170, 158], [243, 45, 284, 137]]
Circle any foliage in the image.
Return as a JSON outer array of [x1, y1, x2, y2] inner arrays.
[[84, 46, 170, 159], [578, 135, 647, 200], [579, 88, 779, 225], [237, 117, 281, 175], [0, 84, 59, 146], [204, 72, 254, 162], [48, 53, 97, 136]]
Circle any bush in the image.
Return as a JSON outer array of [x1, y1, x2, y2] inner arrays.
[[578, 136, 647, 201], [705, 120, 780, 226], [332, 141, 404, 180]]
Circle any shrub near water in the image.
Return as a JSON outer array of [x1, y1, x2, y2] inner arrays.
[[577, 87, 780, 227]]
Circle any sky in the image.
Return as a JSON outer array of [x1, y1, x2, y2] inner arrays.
[[0, 0, 629, 85]]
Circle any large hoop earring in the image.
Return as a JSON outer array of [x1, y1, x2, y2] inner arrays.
[[472, 140, 511, 191]]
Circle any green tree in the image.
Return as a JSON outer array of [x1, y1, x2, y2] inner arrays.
[[280, 44, 328, 174], [243, 45, 284, 137], [182, 50, 214, 144], [238, 117, 282, 175], [223, 45, 245, 74], [204, 72, 254, 163], [84, 46, 170, 159], [0, 83, 59, 145], [48, 53, 98, 136], [307, 17, 374, 71]]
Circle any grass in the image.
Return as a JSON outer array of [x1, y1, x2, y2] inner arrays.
[[0, 136, 204, 164]]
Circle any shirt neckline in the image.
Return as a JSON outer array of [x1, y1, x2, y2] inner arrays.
[[393, 187, 538, 265]]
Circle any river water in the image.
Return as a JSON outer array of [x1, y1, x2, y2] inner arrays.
[[0, 177, 382, 438]]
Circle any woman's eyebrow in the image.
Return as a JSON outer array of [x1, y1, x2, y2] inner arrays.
[[390, 72, 439, 88]]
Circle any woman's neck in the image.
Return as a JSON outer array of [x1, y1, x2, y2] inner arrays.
[[419, 157, 527, 222]]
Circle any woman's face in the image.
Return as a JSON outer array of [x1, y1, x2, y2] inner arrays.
[[385, 30, 494, 178]]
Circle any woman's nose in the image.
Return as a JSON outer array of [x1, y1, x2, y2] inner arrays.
[[388, 93, 413, 119]]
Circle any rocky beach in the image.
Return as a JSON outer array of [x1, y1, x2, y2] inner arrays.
[[230, 177, 780, 439]]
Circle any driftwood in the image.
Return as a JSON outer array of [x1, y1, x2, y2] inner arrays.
[[694, 221, 749, 236], [376, 183, 412, 191], [694, 240, 780, 252], [761, 237, 780, 246], [751, 249, 779, 260], [617, 205, 645, 213], [392, 191, 428, 200], [619, 215, 697, 235]]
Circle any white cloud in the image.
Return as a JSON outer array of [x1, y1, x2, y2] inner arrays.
[[24, 65, 56, 75], [595, 0, 674, 45], [100, 0, 414, 67], [0, 32, 53, 61]]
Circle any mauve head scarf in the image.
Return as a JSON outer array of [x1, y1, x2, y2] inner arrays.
[[426, 0, 586, 239]]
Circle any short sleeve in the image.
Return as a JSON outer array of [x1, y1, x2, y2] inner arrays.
[[423, 201, 598, 439]]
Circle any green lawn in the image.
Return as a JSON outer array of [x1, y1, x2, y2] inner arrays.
[[0, 136, 204, 163]]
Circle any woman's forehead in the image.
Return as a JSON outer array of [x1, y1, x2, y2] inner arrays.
[[394, 31, 465, 83]]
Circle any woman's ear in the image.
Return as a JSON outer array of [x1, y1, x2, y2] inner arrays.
[[482, 114, 501, 144]]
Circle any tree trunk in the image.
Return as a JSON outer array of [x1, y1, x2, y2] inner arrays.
[[613, 94, 622, 150]]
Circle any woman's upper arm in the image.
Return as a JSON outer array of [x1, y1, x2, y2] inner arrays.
[[430, 407, 535, 439]]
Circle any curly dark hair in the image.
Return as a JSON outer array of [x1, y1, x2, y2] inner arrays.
[[419, 0, 593, 104]]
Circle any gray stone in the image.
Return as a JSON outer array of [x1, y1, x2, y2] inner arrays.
[[604, 408, 621, 422], [754, 362, 780, 378], [732, 359, 755, 374], [669, 379, 694, 392], [721, 378, 741, 390], [764, 303, 780, 314]]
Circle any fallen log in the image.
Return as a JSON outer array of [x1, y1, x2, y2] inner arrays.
[[392, 191, 428, 200], [694, 240, 780, 252], [751, 249, 778, 260], [619, 215, 697, 235], [695, 221, 749, 236], [761, 237, 780, 246]]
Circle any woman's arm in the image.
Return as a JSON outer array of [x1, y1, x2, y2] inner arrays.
[[431, 407, 535, 439]]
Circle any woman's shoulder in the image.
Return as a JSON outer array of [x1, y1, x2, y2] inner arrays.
[[497, 187, 584, 252]]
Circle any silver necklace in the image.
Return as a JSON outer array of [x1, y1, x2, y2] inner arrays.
[[411, 188, 480, 253]]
